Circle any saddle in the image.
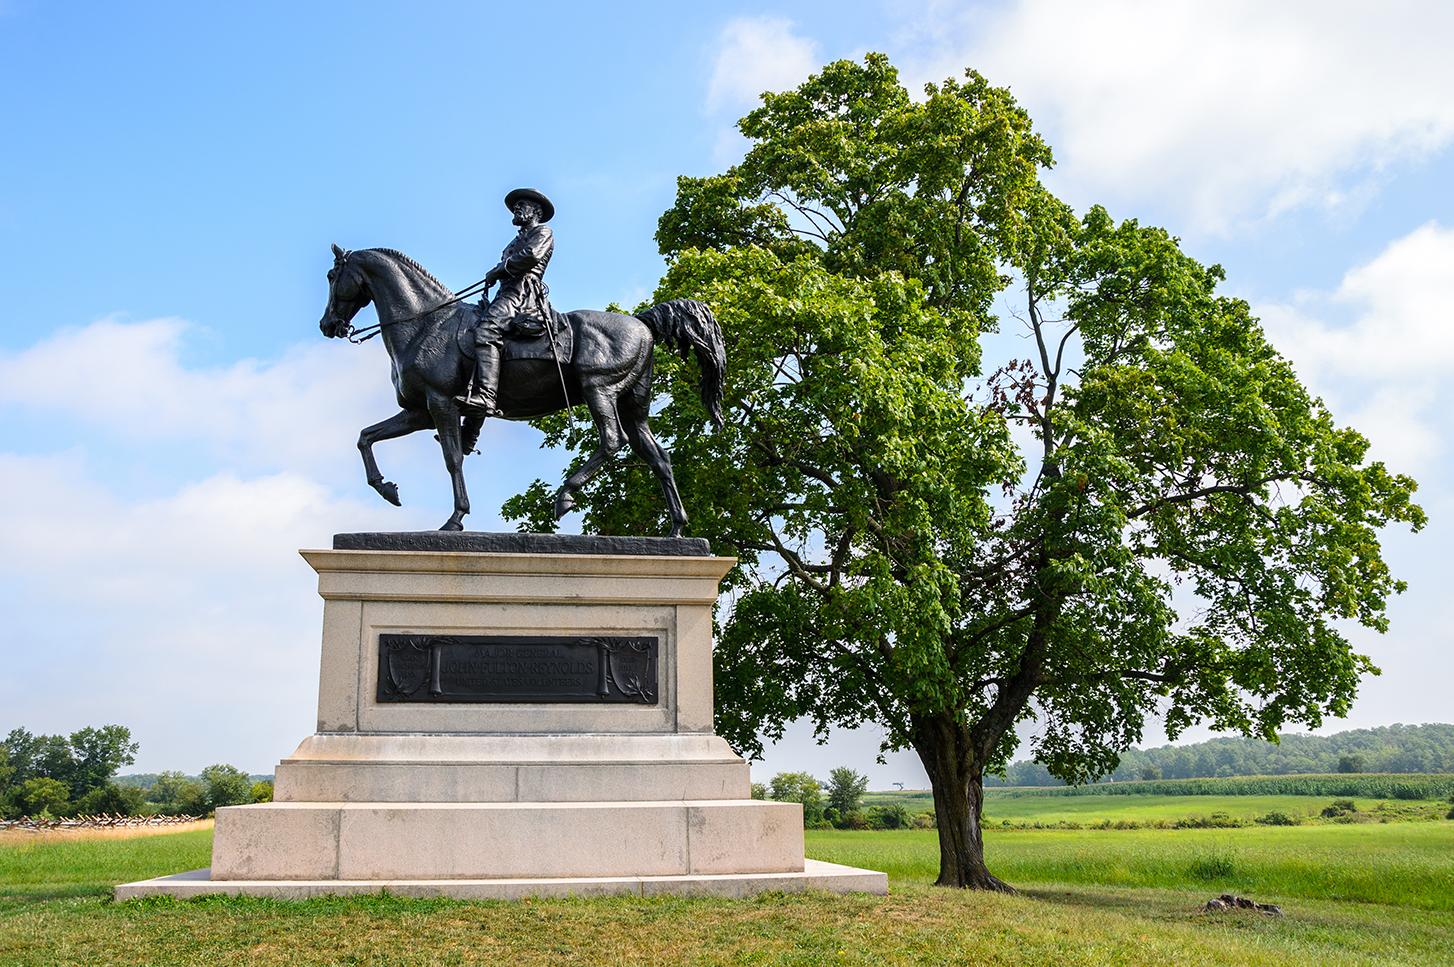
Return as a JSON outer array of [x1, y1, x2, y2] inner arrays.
[[456, 307, 574, 364]]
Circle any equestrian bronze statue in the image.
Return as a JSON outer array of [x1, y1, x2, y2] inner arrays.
[[317, 190, 725, 537]]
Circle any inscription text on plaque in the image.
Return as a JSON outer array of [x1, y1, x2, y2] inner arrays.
[[377, 634, 658, 704]]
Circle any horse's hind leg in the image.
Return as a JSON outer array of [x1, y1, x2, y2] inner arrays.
[[359, 408, 433, 506], [427, 396, 471, 531], [461, 414, 485, 455], [620, 397, 688, 537], [553, 384, 626, 521]]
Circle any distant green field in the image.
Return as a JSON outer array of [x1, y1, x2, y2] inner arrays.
[[990, 793, 1448, 825], [861, 789, 936, 812], [2, 816, 1452, 964], [991, 774, 1454, 799], [863, 790, 1450, 827]]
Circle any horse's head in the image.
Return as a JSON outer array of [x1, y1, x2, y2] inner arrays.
[[320, 243, 372, 338]]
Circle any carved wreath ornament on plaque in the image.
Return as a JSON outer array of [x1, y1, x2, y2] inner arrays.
[[377, 634, 658, 704]]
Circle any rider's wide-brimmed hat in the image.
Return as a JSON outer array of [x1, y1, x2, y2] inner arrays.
[[504, 187, 555, 223]]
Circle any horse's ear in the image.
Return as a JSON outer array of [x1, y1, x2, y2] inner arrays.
[[331, 242, 345, 259]]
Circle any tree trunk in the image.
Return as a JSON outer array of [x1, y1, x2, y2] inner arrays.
[[913, 713, 1013, 891]]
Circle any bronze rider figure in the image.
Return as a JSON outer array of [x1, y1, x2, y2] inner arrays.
[[456, 187, 556, 415]]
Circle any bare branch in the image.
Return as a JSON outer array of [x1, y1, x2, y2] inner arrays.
[[1051, 322, 1080, 379]]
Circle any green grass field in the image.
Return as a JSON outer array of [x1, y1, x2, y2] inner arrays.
[[986, 793, 1445, 825], [865, 788, 1452, 826], [2, 802, 1452, 965], [860, 773, 1454, 816]]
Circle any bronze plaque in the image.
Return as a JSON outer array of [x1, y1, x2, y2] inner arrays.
[[376, 634, 658, 704]]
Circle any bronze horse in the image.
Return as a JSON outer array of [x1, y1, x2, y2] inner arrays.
[[318, 245, 724, 535]]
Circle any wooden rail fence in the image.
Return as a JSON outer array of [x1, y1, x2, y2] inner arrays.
[[0, 813, 201, 831]]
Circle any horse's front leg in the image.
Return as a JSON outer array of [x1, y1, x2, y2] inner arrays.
[[358, 409, 433, 505], [427, 396, 471, 531]]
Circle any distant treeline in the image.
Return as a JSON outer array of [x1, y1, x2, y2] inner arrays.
[[990, 773, 1454, 800], [989, 724, 1454, 786], [1, 725, 271, 819], [115, 772, 272, 789]]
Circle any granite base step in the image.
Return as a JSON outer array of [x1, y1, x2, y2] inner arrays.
[[209, 799, 804, 880], [115, 859, 888, 900]]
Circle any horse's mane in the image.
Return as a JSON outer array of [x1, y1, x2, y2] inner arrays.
[[363, 247, 451, 297]]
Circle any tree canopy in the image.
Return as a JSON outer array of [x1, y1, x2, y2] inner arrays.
[[2, 724, 139, 819], [505, 53, 1423, 889], [825, 766, 871, 820]]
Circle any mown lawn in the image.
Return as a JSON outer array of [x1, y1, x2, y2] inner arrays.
[[0, 820, 1451, 965]]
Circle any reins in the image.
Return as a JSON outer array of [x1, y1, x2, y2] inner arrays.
[[343, 273, 493, 344]]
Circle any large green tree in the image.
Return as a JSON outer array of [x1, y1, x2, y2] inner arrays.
[[201, 764, 254, 813], [824, 766, 871, 820], [147, 770, 208, 816], [3, 725, 137, 799], [767, 771, 826, 827], [505, 54, 1423, 889]]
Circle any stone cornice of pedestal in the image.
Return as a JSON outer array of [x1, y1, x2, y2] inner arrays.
[[282, 732, 745, 764], [299, 549, 736, 605]]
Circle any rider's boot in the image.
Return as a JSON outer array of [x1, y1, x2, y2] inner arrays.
[[455, 344, 502, 416]]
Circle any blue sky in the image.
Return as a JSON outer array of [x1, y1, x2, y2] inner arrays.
[[2, 2, 1451, 785]]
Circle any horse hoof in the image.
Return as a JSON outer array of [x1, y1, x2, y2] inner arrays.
[[376, 481, 401, 506], [439, 520, 464, 532], [554, 493, 575, 519]]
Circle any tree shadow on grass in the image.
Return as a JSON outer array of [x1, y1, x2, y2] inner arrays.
[[0, 886, 111, 912], [1017, 884, 1207, 920]]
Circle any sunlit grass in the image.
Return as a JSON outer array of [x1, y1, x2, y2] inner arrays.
[[0, 816, 1450, 965], [806, 823, 1454, 910]]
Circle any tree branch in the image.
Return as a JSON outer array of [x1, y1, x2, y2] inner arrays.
[[743, 526, 831, 594], [956, 604, 1036, 654], [1037, 668, 1182, 688], [1126, 472, 1324, 519]]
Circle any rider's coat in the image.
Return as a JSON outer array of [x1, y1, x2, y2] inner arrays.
[[478, 224, 554, 342]]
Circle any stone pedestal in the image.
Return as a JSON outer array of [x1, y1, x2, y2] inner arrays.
[[117, 533, 885, 899]]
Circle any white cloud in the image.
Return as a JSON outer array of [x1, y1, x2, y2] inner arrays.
[[0, 317, 393, 475], [0, 319, 493, 772], [0, 451, 409, 772], [0, 453, 369, 600], [896, 0, 1454, 233], [1258, 222, 1454, 474], [706, 16, 819, 114]]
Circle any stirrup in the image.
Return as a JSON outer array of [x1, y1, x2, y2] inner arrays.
[[455, 391, 499, 416]]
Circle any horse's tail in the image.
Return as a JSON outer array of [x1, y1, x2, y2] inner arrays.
[[635, 299, 726, 428]]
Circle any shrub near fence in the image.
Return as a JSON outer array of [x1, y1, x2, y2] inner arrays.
[[992, 774, 1454, 800]]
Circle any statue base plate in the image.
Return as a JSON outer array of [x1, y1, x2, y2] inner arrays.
[[115, 859, 887, 900]]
